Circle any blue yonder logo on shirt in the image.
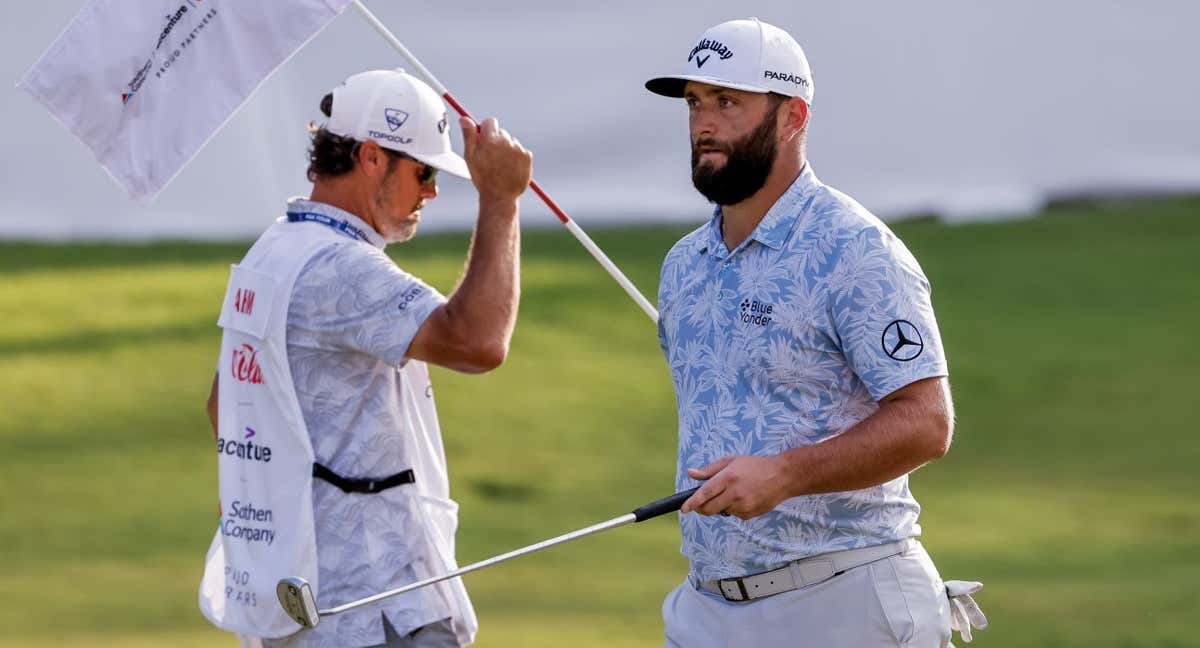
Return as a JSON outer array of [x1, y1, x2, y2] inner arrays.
[[739, 298, 774, 326]]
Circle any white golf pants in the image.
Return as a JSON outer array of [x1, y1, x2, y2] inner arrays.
[[663, 540, 953, 648]]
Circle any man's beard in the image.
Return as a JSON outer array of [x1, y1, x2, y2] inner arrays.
[[691, 103, 780, 206], [373, 159, 421, 243]]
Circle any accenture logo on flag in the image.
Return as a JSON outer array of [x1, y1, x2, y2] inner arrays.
[[122, 3, 189, 104], [155, 5, 191, 52], [120, 1, 218, 106]]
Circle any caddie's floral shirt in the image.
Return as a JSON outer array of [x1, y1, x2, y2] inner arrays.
[[267, 199, 451, 647]]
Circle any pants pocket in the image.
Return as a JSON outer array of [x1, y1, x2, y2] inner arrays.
[[870, 557, 915, 646], [894, 544, 953, 647]]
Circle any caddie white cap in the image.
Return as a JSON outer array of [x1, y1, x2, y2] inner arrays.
[[326, 69, 469, 179], [645, 18, 813, 104]]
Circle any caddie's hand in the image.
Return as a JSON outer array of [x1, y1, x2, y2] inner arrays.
[[461, 116, 533, 203], [680, 455, 792, 519]]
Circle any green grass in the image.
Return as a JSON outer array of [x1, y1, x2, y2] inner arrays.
[[1, 197, 1198, 647]]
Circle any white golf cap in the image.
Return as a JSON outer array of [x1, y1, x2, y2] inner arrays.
[[645, 18, 813, 104], [326, 69, 469, 179]]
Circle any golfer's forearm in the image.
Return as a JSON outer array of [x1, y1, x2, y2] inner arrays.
[[443, 197, 520, 364], [779, 395, 950, 496]]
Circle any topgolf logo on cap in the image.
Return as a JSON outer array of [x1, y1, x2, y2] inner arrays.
[[384, 108, 410, 132], [688, 38, 734, 68]]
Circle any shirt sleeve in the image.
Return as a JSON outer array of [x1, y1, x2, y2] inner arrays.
[[829, 227, 948, 401], [287, 241, 447, 367], [657, 263, 673, 358]]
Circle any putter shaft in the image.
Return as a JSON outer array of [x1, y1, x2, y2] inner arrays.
[[322, 513, 637, 615], [278, 487, 699, 626]]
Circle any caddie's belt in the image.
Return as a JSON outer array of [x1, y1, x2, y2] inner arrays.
[[698, 539, 910, 602], [312, 462, 415, 494]]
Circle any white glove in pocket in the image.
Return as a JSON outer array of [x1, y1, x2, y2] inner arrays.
[[945, 580, 988, 643]]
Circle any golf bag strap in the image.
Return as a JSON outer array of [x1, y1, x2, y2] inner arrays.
[[312, 462, 416, 494]]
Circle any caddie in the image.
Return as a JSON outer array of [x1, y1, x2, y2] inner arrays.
[[644, 18, 987, 647], [199, 69, 532, 647]]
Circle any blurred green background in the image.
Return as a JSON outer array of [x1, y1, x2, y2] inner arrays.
[[1, 198, 1198, 647]]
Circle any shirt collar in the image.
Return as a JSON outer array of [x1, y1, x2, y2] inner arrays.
[[286, 197, 387, 250], [695, 205, 726, 256], [693, 163, 822, 256]]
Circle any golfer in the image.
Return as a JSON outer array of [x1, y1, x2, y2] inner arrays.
[[645, 19, 985, 647], [199, 69, 531, 647]]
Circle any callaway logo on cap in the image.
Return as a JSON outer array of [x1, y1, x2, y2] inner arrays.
[[326, 69, 469, 179], [645, 17, 814, 104]]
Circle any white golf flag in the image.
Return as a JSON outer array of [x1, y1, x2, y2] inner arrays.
[[18, 0, 354, 202]]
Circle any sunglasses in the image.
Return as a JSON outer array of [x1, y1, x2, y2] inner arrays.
[[388, 150, 438, 186]]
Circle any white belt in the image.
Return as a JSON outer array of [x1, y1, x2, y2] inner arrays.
[[698, 540, 911, 602]]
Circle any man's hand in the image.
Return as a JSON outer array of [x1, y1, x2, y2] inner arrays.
[[461, 116, 532, 204], [680, 455, 794, 519], [406, 117, 527, 374]]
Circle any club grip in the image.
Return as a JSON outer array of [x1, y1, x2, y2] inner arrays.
[[632, 487, 700, 522]]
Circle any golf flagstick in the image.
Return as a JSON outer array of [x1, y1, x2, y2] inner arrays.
[[350, 0, 659, 323], [277, 486, 698, 628]]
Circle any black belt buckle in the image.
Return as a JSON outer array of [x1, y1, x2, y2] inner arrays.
[[717, 576, 750, 602]]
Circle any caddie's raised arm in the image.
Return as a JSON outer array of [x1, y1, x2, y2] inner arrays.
[[406, 116, 532, 373]]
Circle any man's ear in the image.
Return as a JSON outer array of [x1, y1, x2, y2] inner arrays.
[[783, 97, 810, 141], [356, 140, 388, 178]]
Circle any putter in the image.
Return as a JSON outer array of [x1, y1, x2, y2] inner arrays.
[[277, 486, 699, 628]]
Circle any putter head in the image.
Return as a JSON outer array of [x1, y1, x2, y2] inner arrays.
[[276, 577, 320, 629]]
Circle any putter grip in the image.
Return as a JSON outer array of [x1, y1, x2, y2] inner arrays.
[[632, 487, 700, 522]]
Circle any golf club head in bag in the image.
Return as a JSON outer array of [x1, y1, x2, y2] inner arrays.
[[276, 577, 320, 628]]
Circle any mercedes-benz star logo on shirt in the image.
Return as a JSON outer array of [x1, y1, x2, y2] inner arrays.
[[881, 319, 924, 361]]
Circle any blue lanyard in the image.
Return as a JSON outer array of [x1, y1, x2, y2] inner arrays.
[[286, 211, 370, 243]]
